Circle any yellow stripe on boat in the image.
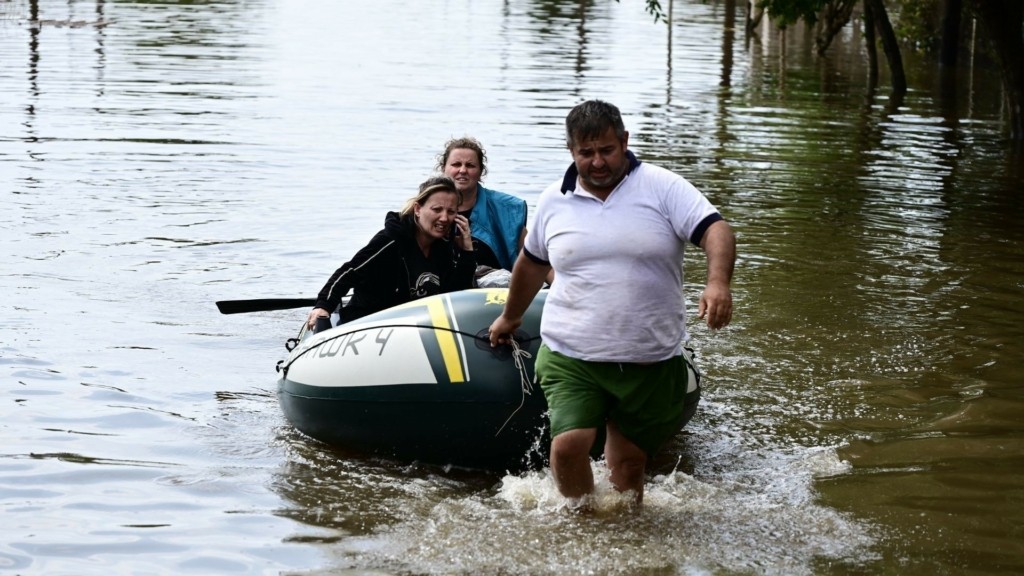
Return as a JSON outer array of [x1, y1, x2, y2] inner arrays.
[[427, 297, 466, 383]]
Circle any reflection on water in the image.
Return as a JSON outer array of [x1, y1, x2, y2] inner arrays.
[[2, 0, 1022, 574]]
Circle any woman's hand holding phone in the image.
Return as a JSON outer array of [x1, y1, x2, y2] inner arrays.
[[453, 215, 473, 251]]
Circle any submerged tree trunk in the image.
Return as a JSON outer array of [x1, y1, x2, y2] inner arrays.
[[965, 0, 1024, 140], [863, 0, 879, 86], [863, 0, 906, 95], [939, 0, 962, 67], [815, 0, 857, 55], [746, 0, 765, 36]]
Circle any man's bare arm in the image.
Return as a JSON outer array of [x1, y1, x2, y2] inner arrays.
[[698, 220, 736, 329], [488, 251, 550, 346]]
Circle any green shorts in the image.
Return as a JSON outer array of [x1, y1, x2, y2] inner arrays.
[[535, 345, 701, 457]]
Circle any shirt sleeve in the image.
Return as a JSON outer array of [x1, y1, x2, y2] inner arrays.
[[659, 168, 721, 246], [523, 183, 557, 262], [314, 231, 391, 311]]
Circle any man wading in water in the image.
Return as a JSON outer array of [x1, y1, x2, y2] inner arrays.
[[489, 99, 736, 506]]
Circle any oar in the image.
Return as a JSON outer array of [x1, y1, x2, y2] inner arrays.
[[216, 298, 317, 315]]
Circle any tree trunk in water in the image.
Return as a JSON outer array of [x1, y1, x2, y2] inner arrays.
[[815, 0, 858, 55], [722, 0, 736, 87], [746, 1, 764, 35], [966, 0, 1024, 140], [863, 0, 906, 95], [939, 0, 962, 67], [863, 0, 879, 87]]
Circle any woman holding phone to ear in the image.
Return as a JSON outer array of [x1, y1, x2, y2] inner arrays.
[[305, 175, 475, 330], [437, 137, 527, 273]]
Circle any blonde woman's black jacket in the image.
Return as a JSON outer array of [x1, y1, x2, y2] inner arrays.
[[314, 211, 476, 323]]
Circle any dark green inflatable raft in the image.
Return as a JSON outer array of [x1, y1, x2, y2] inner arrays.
[[276, 288, 550, 471]]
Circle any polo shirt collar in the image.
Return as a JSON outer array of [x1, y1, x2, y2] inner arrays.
[[560, 150, 641, 194]]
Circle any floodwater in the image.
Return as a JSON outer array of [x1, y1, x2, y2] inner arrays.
[[2, 0, 1022, 574]]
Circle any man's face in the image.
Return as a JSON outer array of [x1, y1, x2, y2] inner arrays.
[[569, 127, 630, 196]]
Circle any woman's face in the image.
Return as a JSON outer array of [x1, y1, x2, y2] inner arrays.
[[414, 191, 459, 240], [442, 148, 482, 196]]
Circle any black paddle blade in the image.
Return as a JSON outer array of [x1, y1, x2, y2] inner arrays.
[[216, 298, 317, 314]]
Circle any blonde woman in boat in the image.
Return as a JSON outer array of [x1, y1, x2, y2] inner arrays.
[[305, 175, 475, 330]]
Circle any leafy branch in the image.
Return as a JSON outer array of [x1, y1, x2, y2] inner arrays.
[[615, 0, 669, 24]]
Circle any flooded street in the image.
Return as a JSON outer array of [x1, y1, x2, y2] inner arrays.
[[2, 0, 1022, 574]]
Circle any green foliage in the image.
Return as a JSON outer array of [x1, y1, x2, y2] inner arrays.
[[756, 0, 829, 27], [893, 0, 941, 51], [615, 0, 669, 24], [643, 0, 668, 23], [760, 0, 946, 49]]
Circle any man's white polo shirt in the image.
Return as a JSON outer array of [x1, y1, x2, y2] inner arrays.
[[524, 153, 722, 362]]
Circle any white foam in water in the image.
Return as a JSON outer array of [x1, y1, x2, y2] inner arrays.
[[364, 444, 879, 575]]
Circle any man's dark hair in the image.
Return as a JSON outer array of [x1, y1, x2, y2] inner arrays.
[[565, 100, 627, 149]]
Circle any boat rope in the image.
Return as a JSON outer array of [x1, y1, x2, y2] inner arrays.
[[494, 337, 534, 437]]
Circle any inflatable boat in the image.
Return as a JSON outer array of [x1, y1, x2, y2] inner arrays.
[[276, 288, 550, 471]]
